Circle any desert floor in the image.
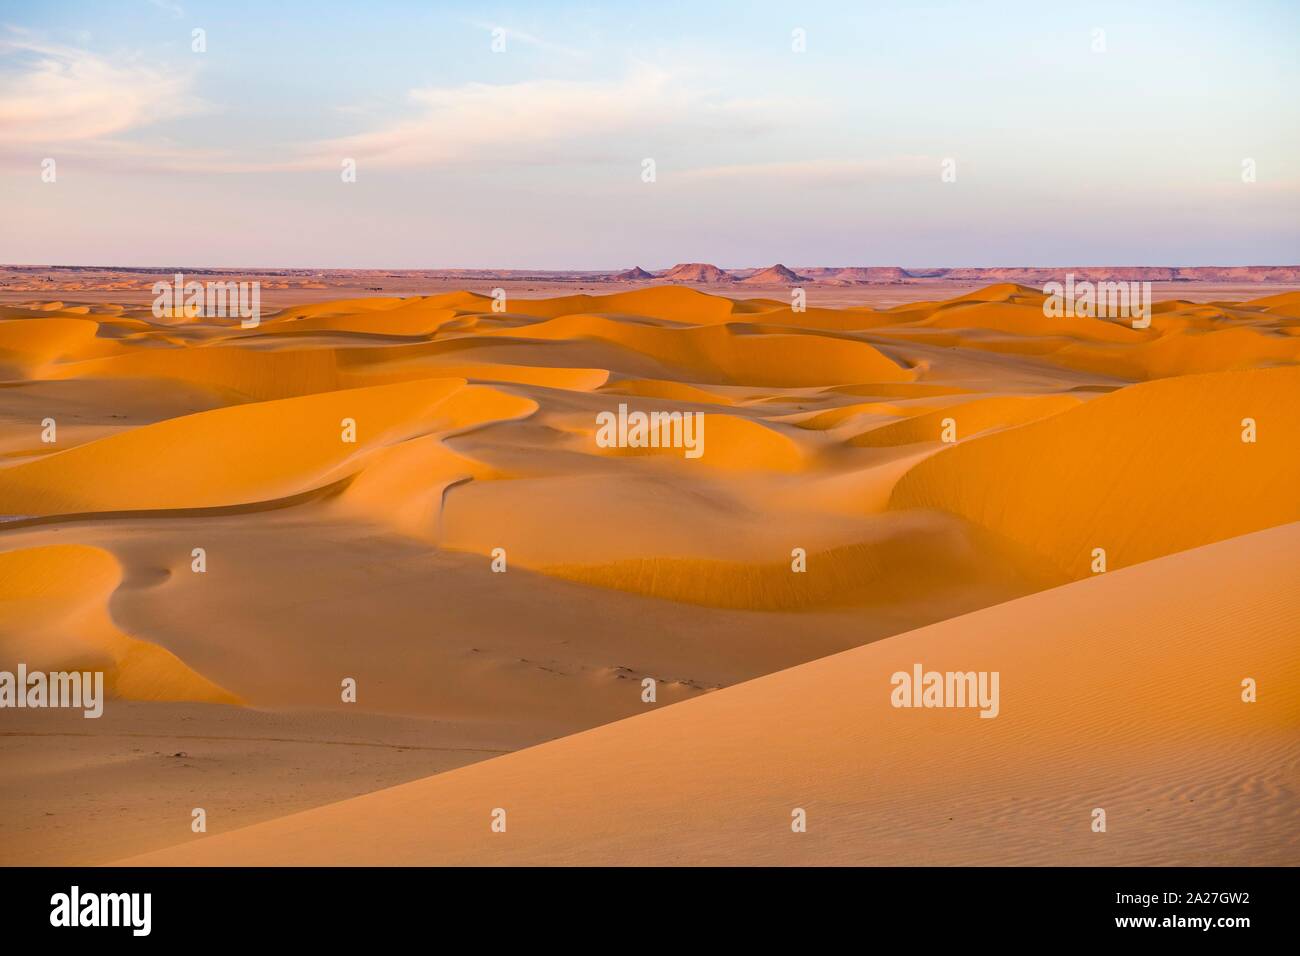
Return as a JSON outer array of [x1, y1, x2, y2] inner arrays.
[[4, 266, 1299, 310], [1, 281, 1296, 865]]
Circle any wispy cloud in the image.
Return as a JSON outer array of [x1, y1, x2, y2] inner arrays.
[[145, 0, 184, 19], [463, 19, 588, 60], [0, 44, 798, 176], [0, 30, 201, 149], [294, 66, 786, 171]]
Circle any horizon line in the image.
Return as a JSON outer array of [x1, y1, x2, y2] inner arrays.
[[6, 262, 1300, 274]]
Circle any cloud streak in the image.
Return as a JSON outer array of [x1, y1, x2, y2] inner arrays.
[[0, 48, 804, 177], [0, 31, 200, 150], [463, 20, 588, 60], [285, 66, 789, 172]]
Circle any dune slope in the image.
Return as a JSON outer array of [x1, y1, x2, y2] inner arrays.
[[0, 378, 534, 516], [0, 545, 238, 703], [890, 366, 1300, 578], [122, 522, 1300, 866]]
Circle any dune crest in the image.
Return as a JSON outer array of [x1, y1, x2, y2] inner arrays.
[[0, 378, 535, 518], [890, 366, 1300, 578]]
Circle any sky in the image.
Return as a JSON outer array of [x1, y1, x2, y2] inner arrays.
[[0, 0, 1297, 269]]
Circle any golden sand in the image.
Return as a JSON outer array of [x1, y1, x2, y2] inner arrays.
[[0, 284, 1296, 864]]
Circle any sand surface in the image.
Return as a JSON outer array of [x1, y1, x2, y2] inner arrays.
[[2, 282, 1296, 865], [123, 522, 1300, 866]]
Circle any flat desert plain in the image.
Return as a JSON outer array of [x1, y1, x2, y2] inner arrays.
[[0, 281, 1297, 865]]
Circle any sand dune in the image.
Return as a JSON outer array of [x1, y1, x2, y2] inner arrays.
[[0, 378, 534, 517], [2, 283, 1296, 866], [477, 313, 913, 386], [871, 286, 1300, 381], [0, 545, 237, 704], [122, 522, 1300, 866], [850, 393, 1083, 446], [539, 512, 1059, 610], [0, 316, 117, 376], [891, 366, 1300, 578]]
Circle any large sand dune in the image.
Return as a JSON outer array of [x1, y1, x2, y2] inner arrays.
[[122, 522, 1300, 866], [0, 544, 237, 704], [891, 366, 1300, 578]]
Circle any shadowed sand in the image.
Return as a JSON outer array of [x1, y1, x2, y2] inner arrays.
[[2, 284, 1297, 865], [121, 523, 1300, 866]]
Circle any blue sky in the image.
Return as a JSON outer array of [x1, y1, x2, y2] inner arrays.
[[1, 0, 1297, 268]]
